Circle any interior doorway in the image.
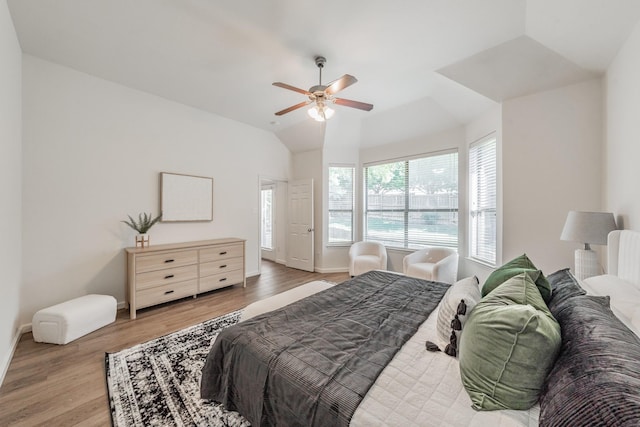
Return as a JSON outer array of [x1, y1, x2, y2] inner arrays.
[[259, 176, 288, 273]]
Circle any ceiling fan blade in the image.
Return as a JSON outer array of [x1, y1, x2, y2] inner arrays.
[[272, 82, 311, 95], [325, 74, 358, 95], [334, 97, 374, 111], [275, 101, 311, 116]]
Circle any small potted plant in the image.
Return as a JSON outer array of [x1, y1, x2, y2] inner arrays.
[[122, 212, 162, 248]]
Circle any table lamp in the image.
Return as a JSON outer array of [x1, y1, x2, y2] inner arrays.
[[560, 211, 616, 280]]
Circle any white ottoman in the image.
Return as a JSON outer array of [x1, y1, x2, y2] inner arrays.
[[32, 294, 117, 344]]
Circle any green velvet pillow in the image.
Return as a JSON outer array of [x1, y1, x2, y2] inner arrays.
[[482, 254, 552, 302], [459, 273, 561, 411]]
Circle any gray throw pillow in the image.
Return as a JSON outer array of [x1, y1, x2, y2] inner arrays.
[[539, 294, 640, 426]]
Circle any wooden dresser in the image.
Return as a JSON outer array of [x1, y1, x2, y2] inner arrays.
[[126, 238, 245, 319]]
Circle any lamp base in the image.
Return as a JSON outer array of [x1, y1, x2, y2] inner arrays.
[[574, 249, 600, 280]]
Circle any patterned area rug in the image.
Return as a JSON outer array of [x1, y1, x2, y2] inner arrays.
[[105, 310, 250, 427]]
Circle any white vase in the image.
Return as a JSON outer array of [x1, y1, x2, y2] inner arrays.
[[135, 233, 149, 248]]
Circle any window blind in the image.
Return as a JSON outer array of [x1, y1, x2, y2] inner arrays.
[[328, 166, 354, 244], [364, 151, 458, 249], [469, 136, 497, 265], [260, 187, 273, 250]]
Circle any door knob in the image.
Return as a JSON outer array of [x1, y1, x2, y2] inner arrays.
[[307, 228, 314, 232]]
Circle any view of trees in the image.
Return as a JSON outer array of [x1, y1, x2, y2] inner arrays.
[[364, 153, 459, 249]]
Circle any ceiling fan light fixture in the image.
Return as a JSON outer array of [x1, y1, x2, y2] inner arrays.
[[273, 56, 372, 119], [307, 104, 334, 122]]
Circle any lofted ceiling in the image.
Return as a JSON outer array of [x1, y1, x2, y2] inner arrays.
[[7, 0, 640, 152]]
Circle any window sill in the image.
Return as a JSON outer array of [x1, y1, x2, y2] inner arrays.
[[466, 257, 496, 269], [327, 242, 353, 248]]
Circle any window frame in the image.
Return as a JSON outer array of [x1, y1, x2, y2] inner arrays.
[[327, 164, 355, 246], [363, 149, 459, 250], [468, 133, 497, 266], [260, 185, 274, 250]]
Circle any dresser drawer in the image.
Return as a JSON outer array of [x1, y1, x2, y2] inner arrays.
[[199, 270, 244, 293], [200, 257, 243, 278], [200, 244, 243, 263], [126, 238, 245, 319], [136, 265, 198, 290], [136, 250, 198, 273], [136, 279, 198, 309]]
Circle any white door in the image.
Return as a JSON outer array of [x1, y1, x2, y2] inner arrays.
[[287, 179, 314, 272]]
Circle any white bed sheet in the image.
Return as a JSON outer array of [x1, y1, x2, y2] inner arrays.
[[241, 278, 539, 426], [351, 304, 540, 427]]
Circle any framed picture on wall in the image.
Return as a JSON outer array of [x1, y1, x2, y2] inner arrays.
[[160, 172, 213, 222]]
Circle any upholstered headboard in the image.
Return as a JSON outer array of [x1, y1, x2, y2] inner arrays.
[[608, 230, 640, 286]]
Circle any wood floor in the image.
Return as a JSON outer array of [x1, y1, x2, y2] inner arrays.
[[0, 261, 350, 426]]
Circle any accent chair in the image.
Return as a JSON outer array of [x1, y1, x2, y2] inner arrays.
[[349, 241, 388, 277], [403, 247, 458, 284]]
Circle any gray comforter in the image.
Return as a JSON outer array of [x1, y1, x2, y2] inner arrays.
[[200, 270, 449, 427]]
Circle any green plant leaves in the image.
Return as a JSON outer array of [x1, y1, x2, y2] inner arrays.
[[121, 212, 162, 233]]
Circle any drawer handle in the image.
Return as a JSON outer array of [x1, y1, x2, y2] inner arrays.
[[219, 265, 227, 269], [164, 274, 175, 279], [164, 290, 175, 295], [219, 278, 227, 282], [164, 259, 175, 263], [219, 251, 227, 255]]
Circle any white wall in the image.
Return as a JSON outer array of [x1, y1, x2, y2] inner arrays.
[[605, 20, 640, 231], [0, 0, 22, 386], [21, 55, 291, 325], [360, 127, 466, 273], [502, 79, 603, 275]]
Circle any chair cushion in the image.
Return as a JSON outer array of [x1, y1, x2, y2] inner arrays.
[[353, 255, 383, 276], [405, 263, 436, 280]]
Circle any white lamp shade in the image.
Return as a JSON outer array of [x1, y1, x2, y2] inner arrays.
[[307, 104, 334, 122], [560, 211, 616, 245]]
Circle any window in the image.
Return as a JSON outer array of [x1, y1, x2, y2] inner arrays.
[[328, 166, 354, 244], [469, 135, 497, 265], [260, 187, 273, 250], [364, 151, 458, 249]]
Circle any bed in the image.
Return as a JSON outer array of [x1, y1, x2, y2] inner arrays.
[[201, 231, 640, 427]]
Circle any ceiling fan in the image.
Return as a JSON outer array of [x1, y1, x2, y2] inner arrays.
[[273, 56, 374, 122]]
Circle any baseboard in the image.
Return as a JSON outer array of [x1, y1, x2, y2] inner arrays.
[[0, 323, 31, 388], [117, 301, 127, 310], [246, 270, 260, 278], [314, 266, 349, 274]]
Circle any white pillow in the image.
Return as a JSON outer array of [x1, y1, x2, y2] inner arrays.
[[436, 276, 481, 352], [582, 274, 640, 327]]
